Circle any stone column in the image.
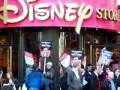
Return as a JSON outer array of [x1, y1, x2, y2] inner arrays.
[[42, 27, 59, 90]]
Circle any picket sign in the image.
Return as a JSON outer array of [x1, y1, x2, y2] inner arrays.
[[24, 51, 34, 66], [59, 52, 70, 68], [98, 47, 113, 66]]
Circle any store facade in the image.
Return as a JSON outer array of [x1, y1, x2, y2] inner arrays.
[[0, 0, 120, 88]]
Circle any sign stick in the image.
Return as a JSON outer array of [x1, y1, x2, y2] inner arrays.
[[43, 57, 46, 73], [101, 64, 104, 72]]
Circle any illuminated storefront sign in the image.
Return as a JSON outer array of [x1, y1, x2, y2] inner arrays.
[[0, 0, 93, 34], [0, 0, 120, 33], [96, 8, 119, 21]]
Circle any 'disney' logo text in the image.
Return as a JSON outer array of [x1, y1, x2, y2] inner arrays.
[[0, 0, 93, 34]]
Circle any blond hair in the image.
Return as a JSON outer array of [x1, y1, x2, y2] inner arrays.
[[72, 60, 80, 67]]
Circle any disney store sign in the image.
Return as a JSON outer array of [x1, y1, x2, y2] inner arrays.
[[0, 0, 93, 34], [0, 0, 119, 34]]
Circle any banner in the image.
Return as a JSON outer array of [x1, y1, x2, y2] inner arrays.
[[40, 41, 52, 58], [59, 52, 70, 68], [98, 47, 113, 66], [24, 51, 34, 66]]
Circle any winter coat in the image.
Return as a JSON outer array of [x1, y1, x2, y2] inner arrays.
[[45, 78, 54, 90], [3, 78, 19, 90], [67, 70, 83, 90], [102, 79, 117, 90], [60, 73, 69, 90], [25, 70, 45, 90]]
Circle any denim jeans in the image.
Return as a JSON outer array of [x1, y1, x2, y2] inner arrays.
[[29, 87, 39, 90]]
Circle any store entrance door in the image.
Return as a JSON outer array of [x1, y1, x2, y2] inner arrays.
[[7, 46, 12, 72], [0, 46, 12, 77]]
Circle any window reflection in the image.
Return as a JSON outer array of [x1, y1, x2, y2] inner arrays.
[[59, 27, 79, 56], [24, 28, 42, 63]]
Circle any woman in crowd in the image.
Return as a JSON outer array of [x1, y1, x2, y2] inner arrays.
[[2, 72, 19, 90]]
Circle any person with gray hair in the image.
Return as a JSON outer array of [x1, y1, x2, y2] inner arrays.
[[102, 71, 117, 90], [67, 60, 83, 90], [46, 62, 56, 90]]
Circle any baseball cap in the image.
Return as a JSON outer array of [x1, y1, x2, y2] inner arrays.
[[46, 62, 53, 67]]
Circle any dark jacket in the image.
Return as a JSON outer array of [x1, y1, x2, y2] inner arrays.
[[90, 72, 101, 90], [1, 86, 14, 90], [114, 74, 120, 88], [46, 68, 56, 90], [45, 78, 54, 90], [60, 73, 69, 90], [102, 79, 117, 90], [46, 68, 55, 80], [100, 72, 107, 83], [25, 70, 45, 90], [3, 78, 19, 90], [83, 71, 91, 90], [67, 69, 83, 90]]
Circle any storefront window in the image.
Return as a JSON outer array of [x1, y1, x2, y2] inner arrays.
[[12, 35, 19, 44], [85, 28, 93, 43], [0, 28, 19, 45], [59, 27, 79, 56], [0, 36, 11, 45], [84, 28, 119, 65], [24, 28, 42, 63]]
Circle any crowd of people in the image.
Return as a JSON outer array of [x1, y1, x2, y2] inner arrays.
[[60, 60, 120, 90], [0, 61, 56, 90], [25, 62, 56, 90], [0, 60, 120, 90]]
